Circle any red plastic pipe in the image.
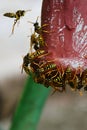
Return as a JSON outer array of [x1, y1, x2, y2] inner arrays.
[[41, 0, 87, 71]]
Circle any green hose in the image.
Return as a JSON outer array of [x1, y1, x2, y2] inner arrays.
[[10, 74, 50, 130]]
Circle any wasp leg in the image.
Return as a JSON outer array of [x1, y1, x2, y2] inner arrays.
[[41, 24, 52, 33], [78, 91, 83, 96], [9, 19, 17, 36], [42, 24, 49, 27], [11, 18, 19, 35], [84, 55, 87, 59], [51, 86, 64, 95], [42, 30, 50, 33]]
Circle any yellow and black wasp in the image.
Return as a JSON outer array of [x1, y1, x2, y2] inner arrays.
[[4, 10, 31, 35], [28, 16, 49, 35], [30, 33, 39, 52], [30, 33, 47, 52], [22, 49, 49, 74]]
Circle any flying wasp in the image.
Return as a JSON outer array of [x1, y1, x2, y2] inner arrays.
[[3, 9, 31, 35]]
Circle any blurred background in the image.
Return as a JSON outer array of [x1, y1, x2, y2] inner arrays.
[[0, 0, 87, 130]]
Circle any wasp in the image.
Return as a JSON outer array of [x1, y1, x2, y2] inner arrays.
[[33, 61, 58, 88], [30, 33, 39, 52], [50, 72, 65, 94], [44, 63, 57, 74], [35, 59, 58, 76], [36, 34, 46, 49], [36, 62, 57, 75], [76, 74, 83, 90], [63, 67, 73, 82], [34, 62, 58, 89], [37, 35, 46, 46], [81, 69, 87, 88], [21, 53, 31, 74], [28, 17, 49, 35], [24, 50, 48, 62], [30, 33, 46, 52], [63, 67, 79, 90], [34, 69, 53, 88], [32, 49, 49, 59], [4, 10, 31, 35], [22, 49, 49, 74], [70, 69, 87, 92], [63, 67, 77, 82]]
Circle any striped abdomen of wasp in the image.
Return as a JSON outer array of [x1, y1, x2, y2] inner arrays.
[[30, 49, 49, 60], [35, 60, 58, 79], [30, 33, 39, 51], [33, 61, 58, 88], [36, 62, 57, 74], [22, 53, 30, 74], [4, 10, 30, 35], [30, 33, 46, 52], [23, 50, 47, 63], [29, 49, 49, 68], [4, 10, 26, 18], [37, 34, 46, 47], [4, 13, 15, 18], [51, 70, 65, 92]]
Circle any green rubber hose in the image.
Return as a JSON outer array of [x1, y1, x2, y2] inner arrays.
[[10, 74, 50, 130]]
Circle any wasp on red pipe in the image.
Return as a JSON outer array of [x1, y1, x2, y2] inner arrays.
[[22, 49, 49, 74], [28, 16, 49, 35], [30, 33, 46, 52]]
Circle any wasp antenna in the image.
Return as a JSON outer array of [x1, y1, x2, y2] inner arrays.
[[51, 89, 57, 95], [47, 58, 58, 63], [36, 16, 39, 22]]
